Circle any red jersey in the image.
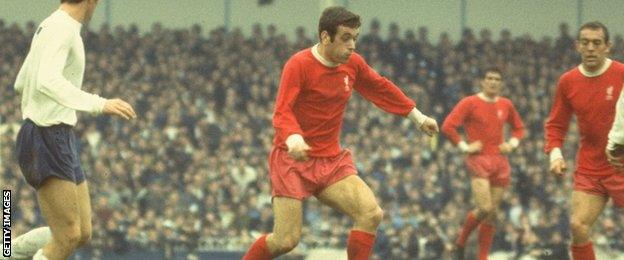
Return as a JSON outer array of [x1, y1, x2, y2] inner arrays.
[[272, 47, 416, 157], [545, 60, 624, 176], [441, 95, 524, 155]]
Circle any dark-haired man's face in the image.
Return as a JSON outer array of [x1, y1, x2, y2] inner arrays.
[[481, 72, 502, 98], [323, 25, 359, 64], [576, 28, 611, 71]]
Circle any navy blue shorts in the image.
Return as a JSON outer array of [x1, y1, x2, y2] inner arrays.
[[15, 119, 85, 189]]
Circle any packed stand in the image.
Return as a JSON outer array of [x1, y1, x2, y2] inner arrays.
[[1, 18, 623, 259]]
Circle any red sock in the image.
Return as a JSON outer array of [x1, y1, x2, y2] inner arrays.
[[477, 223, 496, 260], [347, 230, 376, 260], [571, 242, 595, 260], [456, 212, 480, 247], [243, 234, 272, 260]]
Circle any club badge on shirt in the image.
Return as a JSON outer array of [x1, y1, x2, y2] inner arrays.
[[344, 76, 350, 92], [606, 86, 614, 100], [497, 109, 503, 119]]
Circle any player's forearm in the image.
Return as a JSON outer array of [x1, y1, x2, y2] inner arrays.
[[37, 75, 106, 114], [273, 110, 303, 137]]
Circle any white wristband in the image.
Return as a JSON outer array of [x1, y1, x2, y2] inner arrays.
[[285, 134, 305, 149], [407, 107, 428, 126], [508, 137, 519, 149], [458, 141, 469, 153], [549, 147, 564, 163]]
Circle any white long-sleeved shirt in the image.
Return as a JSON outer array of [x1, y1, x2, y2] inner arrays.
[[14, 9, 106, 127], [608, 86, 624, 150]]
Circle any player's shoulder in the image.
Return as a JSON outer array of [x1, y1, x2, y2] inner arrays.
[[557, 66, 581, 86], [38, 13, 76, 39], [344, 52, 367, 68], [560, 67, 580, 80], [498, 96, 514, 106], [461, 94, 480, 102], [609, 60, 624, 72], [456, 94, 479, 106], [284, 48, 313, 67]]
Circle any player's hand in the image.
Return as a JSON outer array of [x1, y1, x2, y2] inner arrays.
[[419, 117, 439, 136], [605, 146, 624, 171], [549, 158, 567, 177], [499, 142, 513, 154], [285, 134, 311, 161], [466, 141, 482, 154], [103, 98, 137, 120]]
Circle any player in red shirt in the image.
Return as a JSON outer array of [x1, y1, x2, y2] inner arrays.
[[441, 68, 524, 260], [545, 21, 624, 260], [243, 7, 438, 260]]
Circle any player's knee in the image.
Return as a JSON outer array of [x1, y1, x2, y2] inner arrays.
[[477, 205, 495, 219], [357, 206, 384, 228], [77, 228, 92, 248], [570, 219, 590, 238], [483, 210, 498, 223], [273, 234, 300, 253], [58, 225, 83, 250]]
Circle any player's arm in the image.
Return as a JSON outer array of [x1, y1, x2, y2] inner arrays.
[[500, 102, 525, 154], [273, 58, 309, 161], [36, 26, 135, 119], [544, 77, 573, 176], [606, 89, 624, 169], [441, 99, 482, 154], [353, 54, 438, 136]]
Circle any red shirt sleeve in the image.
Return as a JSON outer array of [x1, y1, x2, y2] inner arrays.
[[507, 101, 525, 139], [272, 57, 304, 137], [544, 76, 573, 153], [442, 98, 471, 145], [352, 54, 415, 116]]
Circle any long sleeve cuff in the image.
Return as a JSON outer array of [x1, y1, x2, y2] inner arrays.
[[407, 107, 427, 126], [458, 141, 469, 153], [549, 147, 563, 163], [509, 137, 520, 148]]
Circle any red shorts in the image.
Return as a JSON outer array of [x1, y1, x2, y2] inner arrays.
[[573, 172, 624, 207], [465, 154, 511, 187], [269, 147, 357, 200]]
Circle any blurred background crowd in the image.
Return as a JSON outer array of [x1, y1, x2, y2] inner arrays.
[[1, 18, 623, 259]]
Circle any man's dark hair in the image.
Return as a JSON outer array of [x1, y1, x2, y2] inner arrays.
[[482, 67, 502, 79], [578, 21, 609, 43], [61, 0, 85, 3], [318, 6, 361, 42]]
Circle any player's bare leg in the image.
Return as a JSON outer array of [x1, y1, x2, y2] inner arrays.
[[482, 186, 504, 224], [569, 191, 607, 260], [243, 197, 302, 259], [75, 182, 93, 248], [265, 197, 302, 255], [36, 178, 83, 260], [471, 178, 494, 220], [316, 175, 383, 260]]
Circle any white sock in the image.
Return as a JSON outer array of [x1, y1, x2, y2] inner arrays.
[[32, 249, 48, 260], [11, 227, 52, 259]]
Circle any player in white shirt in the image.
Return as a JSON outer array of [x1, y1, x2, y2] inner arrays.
[[8, 1, 136, 259], [606, 88, 624, 169]]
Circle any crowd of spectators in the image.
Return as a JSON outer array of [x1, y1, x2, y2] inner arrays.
[[1, 18, 623, 259]]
